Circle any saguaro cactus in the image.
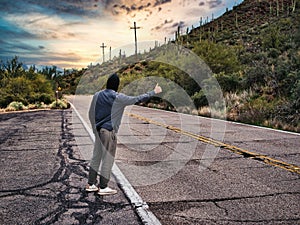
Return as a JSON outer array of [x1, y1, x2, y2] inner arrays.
[[292, 0, 296, 12], [199, 17, 203, 27]]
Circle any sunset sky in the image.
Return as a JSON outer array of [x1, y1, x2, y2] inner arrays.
[[0, 0, 243, 69]]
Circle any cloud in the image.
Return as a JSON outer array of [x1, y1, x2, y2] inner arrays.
[[4, 12, 84, 40], [0, 0, 104, 18], [0, 7, 92, 67], [0, 39, 44, 61], [207, 0, 222, 8], [110, 2, 152, 15], [0, 18, 35, 40], [0, 0, 237, 68], [0, 38, 84, 68], [152, 19, 174, 31], [153, 0, 172, 7], [106, 0, 173, 16], [0, 17, 44, 63], [171, 21, 185, 29]]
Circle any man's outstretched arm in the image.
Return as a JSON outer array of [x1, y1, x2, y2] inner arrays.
[[116, 83, 162, 106]]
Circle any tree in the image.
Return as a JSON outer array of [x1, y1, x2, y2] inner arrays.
[[2, 56, 24, 78]]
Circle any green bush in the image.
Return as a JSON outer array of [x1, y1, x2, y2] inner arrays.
[[214, 72, 242, 93], [0, 92, 14, 108], [35, 102, 48, 109], [50, 99, 70, 109], [262, 26, 286, 51], [192, 90, 208, 108], [6, 101, 26, 111], [192, 40, 242, 74], [268, 48, 281, 58], [27, 93, 53, 105]]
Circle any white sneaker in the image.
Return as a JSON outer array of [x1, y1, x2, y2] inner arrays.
[[85, 184, 98, 192], [98, 187, 117, 195]]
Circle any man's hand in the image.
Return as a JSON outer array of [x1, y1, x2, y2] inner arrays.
[[154, 83, 162, 94]]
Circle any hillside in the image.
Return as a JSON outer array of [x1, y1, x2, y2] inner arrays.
[[189, 0, 298, 49], [179, 0, 299, 131], [58, 0, 300, 131]]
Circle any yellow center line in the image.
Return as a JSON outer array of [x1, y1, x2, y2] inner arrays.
[[126, 112, 300, 175]]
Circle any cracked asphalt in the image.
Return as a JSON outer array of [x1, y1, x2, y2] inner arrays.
[[118, 106, 300, 225], [69, 95, 300, 225], [4, 96, 299, 225], [0, 110, 142, 225]]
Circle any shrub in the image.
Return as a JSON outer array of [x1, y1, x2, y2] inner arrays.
[[214, 72, 242, 93], [198, 106, 211, 117], [192, 90, 208, 108], [50, 99, 70, 109], [268, 48, 280, 58], [192, 40, 242, 74], [0, 93, 14, 108], [35, 102, 48, 109], [6, 101, 26, 111], [225, 90, 254, 121], [37, 93, 54, 104], [27, 104, 38, 110]]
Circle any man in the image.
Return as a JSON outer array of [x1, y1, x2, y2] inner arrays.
[[86, 73, 162, 195]]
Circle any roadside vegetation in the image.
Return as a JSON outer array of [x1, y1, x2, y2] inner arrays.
[[187, 0, 300, 132], [0, 56, 70, 112]]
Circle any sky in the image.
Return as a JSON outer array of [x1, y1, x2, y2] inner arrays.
[[0, 0, 244, 69]]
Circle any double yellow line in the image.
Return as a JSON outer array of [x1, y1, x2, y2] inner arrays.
[[127, 112, 300, 175]]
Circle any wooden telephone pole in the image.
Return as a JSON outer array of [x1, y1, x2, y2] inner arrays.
[[130, 21, 140, 59], [100, 43, 107, 63], [109, 46, 112, 61]]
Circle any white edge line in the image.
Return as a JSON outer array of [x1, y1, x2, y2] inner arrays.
[[70, 103, 162, 225]]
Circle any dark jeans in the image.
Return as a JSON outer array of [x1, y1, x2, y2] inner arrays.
[[88, 128, 117, 188]]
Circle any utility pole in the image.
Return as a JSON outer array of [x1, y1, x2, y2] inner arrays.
[[109, 46, 111, 61], [100, 43, 106, 63], [130, 21, 140, 59], [119, 49, 122, 64]]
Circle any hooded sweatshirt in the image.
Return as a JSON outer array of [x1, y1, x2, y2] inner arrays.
[[88, 74, 155, 133]]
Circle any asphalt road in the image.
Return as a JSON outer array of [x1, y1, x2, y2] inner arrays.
[[69, 95, 300, 225], [0, 109, 142, 225]]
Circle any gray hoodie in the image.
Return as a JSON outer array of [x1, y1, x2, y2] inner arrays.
[[89, 89, 155, 133]]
